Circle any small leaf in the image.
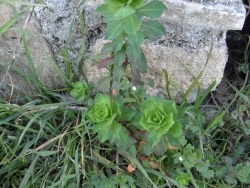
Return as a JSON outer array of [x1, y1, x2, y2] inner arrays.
[[119, 106, 137, 121], [126, 44, 147, 72], [101, 42, 113, 55], [112, 34, 125, 52], [114, 5, 136, 19], [114, 48, 126, 66], [97, 77, 112, 90], [98, 57, 114, 69], [107, 0, 128, 6], [115, 126, 136, 150], [147, 130, 161, 147], [123, 14, 142, 34], [143, 20, 165, 39], [96, 3, 122, 17], [106, 18, 125, 39], [137, 1, 167, 19], [93, 121, 121, 143], [136, 51, 147, 72], [127, 29, 145, 47], [35, 150, 58, 157], [126, 43, 141, 64], [130, 0, 146, 9], [168, 121, 182, 137], [113, 63, 125, 82]]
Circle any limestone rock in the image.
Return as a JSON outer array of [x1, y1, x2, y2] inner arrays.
[[0, 4, 59, 100]]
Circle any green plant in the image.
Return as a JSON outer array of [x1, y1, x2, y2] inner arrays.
[[134, 97, 184, 147], [175, 172, 190, 186], [96, 0, 166, 88], [70, 80, 88, 102], [87, 93, 135, 150]]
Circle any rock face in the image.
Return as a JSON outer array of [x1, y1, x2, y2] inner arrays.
[[85, 0, 246, 102], [0, 0, 246, 102], [0, 4, 59, 100]]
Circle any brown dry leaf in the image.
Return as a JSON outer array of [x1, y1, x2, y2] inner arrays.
[[127, 163, 136, 173], [149, 161, 159, 169]]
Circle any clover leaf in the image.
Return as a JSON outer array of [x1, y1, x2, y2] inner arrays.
[[70, 81, 88, 102], [134, 97, 183, 146]]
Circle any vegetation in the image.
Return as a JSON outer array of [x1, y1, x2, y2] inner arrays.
[[0, 0, 249, 187]]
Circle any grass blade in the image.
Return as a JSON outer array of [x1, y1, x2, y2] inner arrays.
[[19, 155, 39, 188], [0, 7, 28, 36]]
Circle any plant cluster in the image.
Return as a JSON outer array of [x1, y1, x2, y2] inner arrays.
[[0, 0, 249, 187]]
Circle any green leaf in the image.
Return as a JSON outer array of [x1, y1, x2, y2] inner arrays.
[[107, 0, 128, 6], [106, 18, 125, 39], [168, 121, 182, 137], [147, 130, 161, 147], [130, 0, 146, 9], [153, 136, 168, 156], [113, 66, 124, 83], [96, 3, 122, 17], [138, 141, 154, 155], [236, 163, 250, 183], [126, 43, 141, 63], [93, 120, 122, 143], [115, 126, 136, 151], [137, 1, 166, 18], [143, 20, 165, 39], [119, 106, 137, 121], [110, 100, 122, 116], [162, 100, 177, 114], [114, 5, 136, 19], [127, 29, 145, 47], [101, 42, 113, 55], [114, 48, 126, 66], [35, 150, 58, 157], [123, 14, 142, 34], [97, 76, 112, 90], [137, 51, 147, 72], [126, 44, 147, 72], [0, 7, 28, 36], [112, 34, 125, 52], [19, 155, 39, 188], [95, 93, 110, 104]]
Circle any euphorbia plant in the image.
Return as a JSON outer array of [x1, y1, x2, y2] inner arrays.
[[134, 97, 184, 147], [96, 0, 167, 87], [70, 80, 88, 102], [87, 93, 135, 150]]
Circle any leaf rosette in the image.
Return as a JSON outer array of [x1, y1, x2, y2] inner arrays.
[[87, 94, 121, 127], [135, 97, 183, 146], [87, 94, 135, 149], [175, 172, 190, 186], [70, 81, 88, 102]]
